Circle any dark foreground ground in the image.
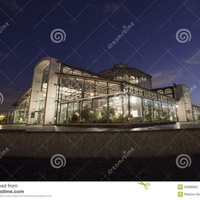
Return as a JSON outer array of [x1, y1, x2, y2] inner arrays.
[[1, 122, 200, 181], [0, 156, 200, 181]]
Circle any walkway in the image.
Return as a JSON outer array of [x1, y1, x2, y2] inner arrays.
[[0, 121, 200, 132]]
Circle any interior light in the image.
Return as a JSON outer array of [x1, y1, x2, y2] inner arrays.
[[130, 96, 137, 103]]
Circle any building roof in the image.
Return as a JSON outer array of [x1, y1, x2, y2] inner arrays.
[[12, 88, 31, 107], [98, 63, 152, 78], [60, 61, 107, 79]]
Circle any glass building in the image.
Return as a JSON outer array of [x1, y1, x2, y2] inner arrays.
[[11, 57, 189, 125]]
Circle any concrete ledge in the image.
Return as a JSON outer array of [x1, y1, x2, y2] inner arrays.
[[0, 129, 200, 158], [59, 121, 176, 128]]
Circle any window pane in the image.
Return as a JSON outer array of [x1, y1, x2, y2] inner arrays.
[[93, 98, 107, 123], [161, 102, 169, 121], [143, 99, 153, 122], [130, 96, 143, 123], [153, 101, 161, 121]]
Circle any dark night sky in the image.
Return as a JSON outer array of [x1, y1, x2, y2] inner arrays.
[[0, 0, 200, 111]]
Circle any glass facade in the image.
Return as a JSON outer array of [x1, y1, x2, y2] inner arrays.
[[57, 91, 177, 124], [13, 59, 179, 125], [193, 106, 200, 121], [99, 63, 152, 89], [13, 89, 30, 123]]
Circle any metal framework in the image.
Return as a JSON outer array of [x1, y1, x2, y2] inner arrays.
[[12, 57, 182, 125]]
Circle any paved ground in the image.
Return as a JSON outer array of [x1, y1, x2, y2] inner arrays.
[[0, 121, 200, 132], [0, 122, 200, 181], [0, 157, 199, 181]]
